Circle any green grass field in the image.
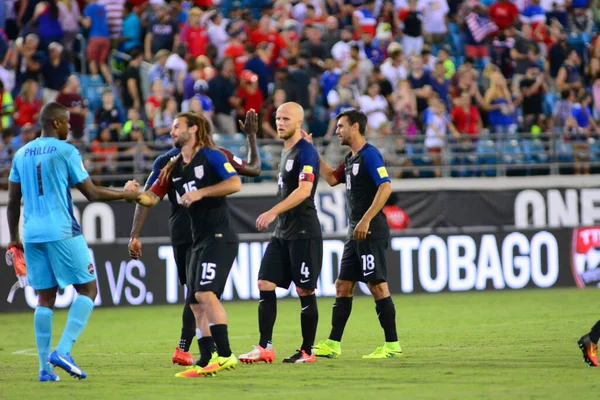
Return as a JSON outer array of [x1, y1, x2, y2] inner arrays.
[[0, 288, 598, 399]]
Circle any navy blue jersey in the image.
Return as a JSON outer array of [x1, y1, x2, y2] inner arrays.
[[148, 147, 245, 245], [333, 143, 391, 240], [274, 138, 321, 240]]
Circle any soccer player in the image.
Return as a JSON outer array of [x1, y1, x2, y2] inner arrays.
[[6, 102, 140, 382], [578, 323, 600, 366], [133, 112, 241, 377], [308, 109, 403, 359], [239, 102, 322, 364], [128, 109, 260, 368]]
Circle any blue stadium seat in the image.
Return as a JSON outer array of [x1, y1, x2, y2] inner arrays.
[[476, 139, 498, 176]]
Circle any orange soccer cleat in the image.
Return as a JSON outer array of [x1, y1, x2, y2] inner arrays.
[[239, 345, 276, 364], [172, 347, 195, 366]]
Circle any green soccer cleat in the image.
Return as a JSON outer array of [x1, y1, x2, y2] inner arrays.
[[362, 342, 403, 359], [313, 339, 342, 359]]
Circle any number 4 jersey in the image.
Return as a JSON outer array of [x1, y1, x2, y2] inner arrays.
[[9, 137, 89, 243]]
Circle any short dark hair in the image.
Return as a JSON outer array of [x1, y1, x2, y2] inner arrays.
[[40, 102, 67, 127], [336, 109, 367, 136]]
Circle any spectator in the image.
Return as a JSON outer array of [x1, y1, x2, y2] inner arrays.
[[82, 0, 113, 84], [10, 34, 43, 95], [424, 98, 452, 177], [120, 49, 144, 111], [543, 0, 567, 27], [331, 28, 354, 69], [153, 96, 178, 142], [484, 70, 516, 134], [31, 0, 64, 50], [0, 79, 15, 131], [489, 0, 519, 31], [451, 90, 483, 137], [206, 10, 230, 60], [95, 89, 123, 141], [593, 73, 600, 121], [8, 123, 39, 151], [322, 15, 341, 49], [520, 0, 547, 46], [359, 82, 390, 136], [181, 7, 208, 58], [437, 48, 456, 79], [430, 61, 451, 109], [552, 89, 574, 132], [348, 43, 373, 93], [399, 0, 424, 57], [145, 3, 180, 62], [382, 192, 410, 230], [392, 79, 418, 137], [249, 15, 286, 65], [145, 79, 166, 128], [235, 70, 264, 121], [408, 55, 431, 114], [380, 46, 408, 91], [320, 57, 341, 107], [572, 92, 598, 134], [352, 0, 377, 39], [166, 44, 189, 92], [121, 123, 153, 174], [56, 0, 81, 59], [510, 23, 540, 94], [181, 55, 210, 110], [56, 75, 88, 140], [287, 56, 311, 110], [300, 25, 330, 77], [122, 107, 145, 141], [556, 48, 583, 92], [519, 64, 547, 131], [421, 0, 450, 51], [280, 23, 301, 61], [491, 31, 515, 79], [121, 1, 142, 53], [148, 49, 174, 94], [192, 79, 214, 122], [372, 65, 394, 101], [13, 80, 41, 130], [207, 59, 238, 135], [89, 126, 118, 183], [244, 43, 272, 99], [3, 1, 19, 40], [224, 31, 248, 75], [262, 88, 287, 139], [41, 41, 71, 104], [98, 0, 125, 41]]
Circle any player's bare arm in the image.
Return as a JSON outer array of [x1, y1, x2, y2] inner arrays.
[[354, 181, 392, 241], [300, 129, 340, 186], [76, 177, 140, 202], [129, 179, 153, 260], [180, 175, 242, 208], [6, 180, 23, 249], [135, 189, 161, 208], [256, 180, 313, 231], [238, 108, 261, 177]]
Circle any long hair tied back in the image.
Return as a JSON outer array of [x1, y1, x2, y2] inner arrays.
[[158, 112, 215, 185]]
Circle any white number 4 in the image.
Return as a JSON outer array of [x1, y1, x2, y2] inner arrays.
[[300, 262, 310, 278], [201, 262, 216, 281], [361, 254, 375, 272]]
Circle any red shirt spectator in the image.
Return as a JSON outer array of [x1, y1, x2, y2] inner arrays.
[[489, 0, 519, 31], [13, 81, 41, 128], [249, 16, 286, 63], [451, 99, 481, 135], [236, 70, 264, 118], [181, 25, 208, 58]]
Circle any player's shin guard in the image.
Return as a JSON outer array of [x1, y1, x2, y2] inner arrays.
[[590, 320, 600, 344], [329, 297, 353, 342], [210, 324, 232, 358], [300, 294, 318, 354], [179, 301, 196, 352], [375, 296, 398, 343], [34, 307, 53, 373], [258, 290, 277, 349], [56, 295, 94, 356]]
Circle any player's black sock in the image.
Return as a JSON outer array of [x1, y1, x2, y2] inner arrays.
[[589, 320, 600, 344], [375, 296, 398, 343], [179, 301, 196, 352], [329, 297, 353, 342], [197, 336, 215, 367], [210, 324, 232, 358], [300, 294, 318, 354], [258, 290, 277, 348]]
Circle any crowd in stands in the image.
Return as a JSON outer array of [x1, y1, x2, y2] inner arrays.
[[0, 0, 599, 184]]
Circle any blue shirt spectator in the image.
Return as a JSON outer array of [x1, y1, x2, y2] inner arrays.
[[84, 2, 110, 39], [121, 4, 142, 52]]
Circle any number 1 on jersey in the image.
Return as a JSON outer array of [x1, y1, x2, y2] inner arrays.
[[36, 162, 44, 196]]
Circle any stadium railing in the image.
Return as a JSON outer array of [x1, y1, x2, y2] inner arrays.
[[0, 131, 596, 188]]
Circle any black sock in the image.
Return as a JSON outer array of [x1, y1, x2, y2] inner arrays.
[[210, 324, 232, 358], [375, 297, 398, 343], [179, 301, 196, 352], [258, 290, 277, 348], [590, 320, 600, 344], [329, 297, 353, 342], [196, 336, 214, 367], [300, 294, 318, 353]]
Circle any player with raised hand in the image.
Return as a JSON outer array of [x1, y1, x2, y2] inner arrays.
[[133, 112, 242, 377], [306, 109, 403, 359], [239, 102, 322, 364], [128, 109, 260, 368], [6, 102, 140, 382]]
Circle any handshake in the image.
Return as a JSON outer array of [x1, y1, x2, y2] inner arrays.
[[123, 180, 141, 202]]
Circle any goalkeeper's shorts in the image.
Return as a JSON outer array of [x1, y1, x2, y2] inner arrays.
[[24, 235, 95, 290]]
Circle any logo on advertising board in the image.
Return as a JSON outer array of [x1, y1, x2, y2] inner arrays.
[[571, 227, 600, 288]]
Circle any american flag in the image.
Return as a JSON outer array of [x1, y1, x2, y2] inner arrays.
[[466, 12, 499, 43]]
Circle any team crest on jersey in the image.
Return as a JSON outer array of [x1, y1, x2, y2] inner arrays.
[[285, 159, 294, 172], [352, 163, 360, 176], [88, 264, 95, 275], [194, 165, 204, 179]]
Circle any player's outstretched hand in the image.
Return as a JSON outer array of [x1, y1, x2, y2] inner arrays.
[[300, 129, 314, 145], [256, 210, 276, 231], [124, 180, 140, 192], [239, 108, 258, 136], [128, 237, 142, 259], [353, 218, 371, 241]]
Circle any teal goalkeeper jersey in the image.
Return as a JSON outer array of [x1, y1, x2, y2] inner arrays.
[[9, 137, 89, 243]]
